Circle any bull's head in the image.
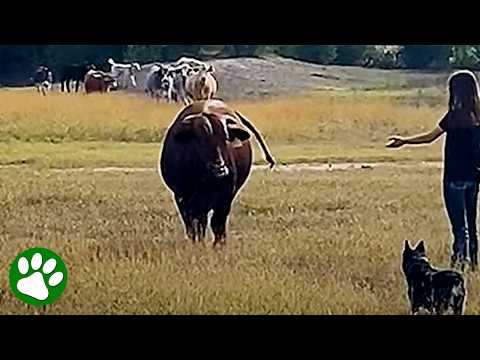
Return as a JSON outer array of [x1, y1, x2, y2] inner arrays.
[[102, 74, 118, 91], [174, 113, 251, 179], [194, 65, 215, 86]]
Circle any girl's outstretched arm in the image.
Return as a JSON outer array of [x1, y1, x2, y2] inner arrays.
[[387, 126, 445, 148]]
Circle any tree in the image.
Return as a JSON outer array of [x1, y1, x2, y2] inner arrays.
[[335, 45, 368, 66], [449, 45, 480, 69], [401, 45, 452, 69], [275, 45, 337, 64], [198, 45, 229, 58], [125, 45, 167, 63], [232, 45, 265, 57]]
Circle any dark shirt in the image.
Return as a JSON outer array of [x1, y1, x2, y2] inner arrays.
[[439, 109, 480, 182]]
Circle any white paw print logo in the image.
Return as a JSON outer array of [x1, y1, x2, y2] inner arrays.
[[10, 248, 68, 306]]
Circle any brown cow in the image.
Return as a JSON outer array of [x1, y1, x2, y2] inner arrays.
[[160, 100, 275, 247], [84, 71, 118, 94], [185, 66, 218, 103]]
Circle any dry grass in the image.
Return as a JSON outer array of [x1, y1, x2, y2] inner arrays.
[[2, 87, 473, 315], [0, 89, 447, 168], [0, 167, 478, 315]]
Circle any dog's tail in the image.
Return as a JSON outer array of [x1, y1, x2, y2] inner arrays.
[[108, 58, 116, 66]]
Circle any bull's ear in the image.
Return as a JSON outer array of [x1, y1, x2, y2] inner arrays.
[[174, 117, 195, 141], [227, 123, 250, 142]]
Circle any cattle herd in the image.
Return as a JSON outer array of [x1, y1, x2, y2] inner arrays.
[[31, 57, 219, 104], [31, 56, 275, 248]]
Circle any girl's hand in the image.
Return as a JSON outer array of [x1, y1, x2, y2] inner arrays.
[[387, 136, 406, 148]]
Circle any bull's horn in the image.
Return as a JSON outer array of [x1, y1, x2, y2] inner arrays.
[[235, 111, 276, 169]]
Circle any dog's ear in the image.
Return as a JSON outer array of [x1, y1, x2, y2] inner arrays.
[[415, 241, 426, 254], [404, 240, 412, 252]]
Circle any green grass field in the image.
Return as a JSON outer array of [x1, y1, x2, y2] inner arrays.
[[1, 88, 477, 315]]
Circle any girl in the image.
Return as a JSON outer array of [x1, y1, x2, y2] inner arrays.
[[388, 70, 480, 271]]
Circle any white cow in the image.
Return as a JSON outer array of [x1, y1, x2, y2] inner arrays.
[[160, 64, 191, 104], [174, 57, 209, 71], [107, 58, 142, 89]]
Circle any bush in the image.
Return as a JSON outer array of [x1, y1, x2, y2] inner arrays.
[[335, 45, 368, 66], [449, 45, 480, 70], [275, 45, 337, 65], [362, 46, 403, 69]]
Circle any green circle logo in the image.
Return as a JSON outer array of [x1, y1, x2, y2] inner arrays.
[[9, 248, 68, 307]]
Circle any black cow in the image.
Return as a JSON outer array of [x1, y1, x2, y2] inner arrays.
[[145, 64, 170, 100], [60, 63, 96, 93]]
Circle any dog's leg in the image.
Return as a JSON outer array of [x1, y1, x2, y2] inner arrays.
[[434, 299, 446, 315], [453, 295, 465, 315], [411, 301, 419, 315]]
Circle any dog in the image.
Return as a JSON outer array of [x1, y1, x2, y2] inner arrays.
[[402, 240, 466, 315]]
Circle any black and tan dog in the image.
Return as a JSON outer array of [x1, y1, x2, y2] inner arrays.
[[402, 241, 466, 315]]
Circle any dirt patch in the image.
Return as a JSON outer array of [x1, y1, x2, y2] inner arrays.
[[129, 56, 451, 101], [0, 161, 444, 174]]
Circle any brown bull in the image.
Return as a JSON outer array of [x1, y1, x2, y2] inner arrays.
[[160, 100, 275, 247], [185, 66, 218, 102], [84, 71, 117, 94]]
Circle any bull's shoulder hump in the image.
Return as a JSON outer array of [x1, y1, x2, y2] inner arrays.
[[173, 102, 208, 122], [203, 100, 237, 119], [172, 101, 238, 125]]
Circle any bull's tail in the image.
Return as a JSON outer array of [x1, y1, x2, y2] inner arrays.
[[235, 111, 276, 169]]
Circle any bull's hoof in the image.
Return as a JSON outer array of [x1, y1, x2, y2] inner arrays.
[[213, 240, 227, 249]]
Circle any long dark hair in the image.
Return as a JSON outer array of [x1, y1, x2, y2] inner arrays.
[[448, 70, 480, 126]]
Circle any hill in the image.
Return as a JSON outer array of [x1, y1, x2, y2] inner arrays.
[[133, 56, 451, 101]]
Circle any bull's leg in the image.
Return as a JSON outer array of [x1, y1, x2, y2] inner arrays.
[[66, 79, 71, 93], [194, 213, 208, 244], [175, 195, 195, 241], [75, 80, 81, 93], [211, 203, 232, 248], [167, 86, 175, 103]]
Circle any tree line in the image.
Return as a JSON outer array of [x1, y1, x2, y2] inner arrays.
[[1, 45, 479, 86]]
